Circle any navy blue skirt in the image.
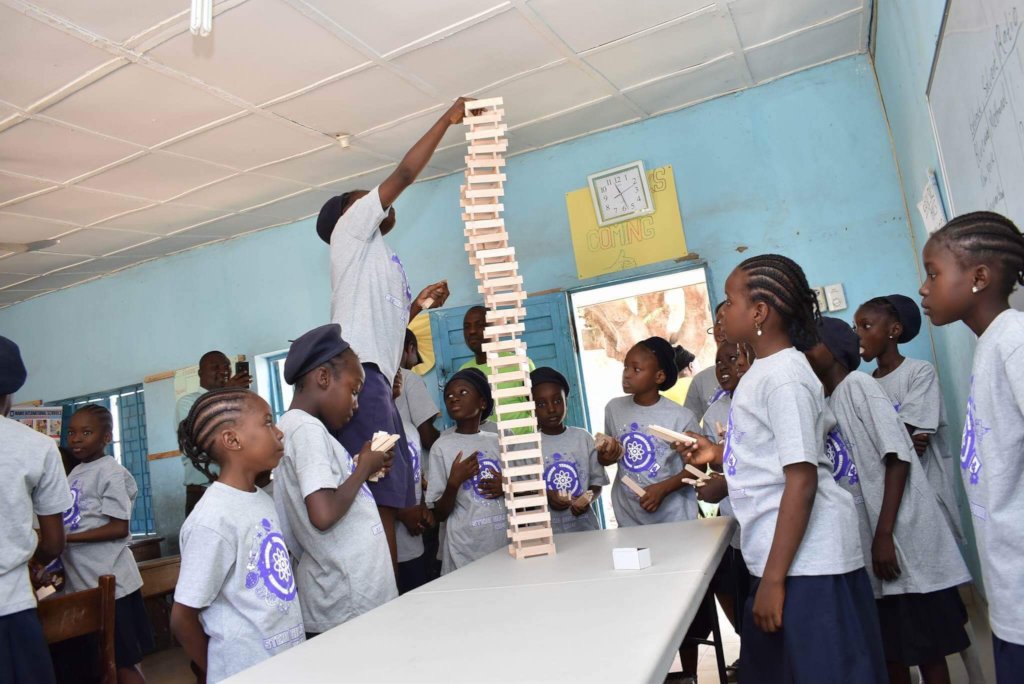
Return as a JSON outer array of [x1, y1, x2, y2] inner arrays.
[[0, 608, 56, 684], [876, 586, 969, 665], [335, 362, 416, 509], [739, 569, 887, 684]]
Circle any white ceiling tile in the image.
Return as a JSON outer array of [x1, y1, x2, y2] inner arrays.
[[0, 273, 34, 288], [95, 202, 228, 235], [392, 11, 562, 95], [108, 231, 220, 259], [13, 271, 102, 291], [270, 66, 440, 135], [187, 212, 283, 238], [258, 145, 389, 185], [0, 214, 71, 243], [306, 0, 508, 55], [583, 10, 733, 89], [165, 114, 330, 170], [249, 189, 339, 221], [0, 289, 52, 306], [148, 0, 369, 105], [624, 57, 748, 114], [0, 174, 58, 205], [24, 0, 187, 44], [356, 109, 463, 159], [0, 119, 139, 182], [2, 187, 152, 225], [43, 64, 241, 146], [52, 255, 150, 274], [729, 0, 862, 48], [78, 153, 235, 202], [424, 145, 469, 173], [474, 62, 610, 126], [323, 165, 397, 194], [527, 0, 715, 52], [514, 99, 638, 149], [39, 227, 157, 256], [175, 174, 308, 212], [745, 12, 862, 83], [0, 5, 117, 109], [0, 251, 89, 275]]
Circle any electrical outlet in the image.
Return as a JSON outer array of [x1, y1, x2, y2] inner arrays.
[[825, 283, 847, 312], [814, 287, 828, 313]]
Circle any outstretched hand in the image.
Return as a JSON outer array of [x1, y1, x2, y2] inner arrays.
[[415, 281, 450, 310], [680, 432, 724, 467]]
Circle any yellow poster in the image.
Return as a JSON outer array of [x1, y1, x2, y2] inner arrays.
[[566, 165, 687, 279]]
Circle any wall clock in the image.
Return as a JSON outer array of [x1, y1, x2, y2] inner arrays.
[[587, 160, 655, 227]]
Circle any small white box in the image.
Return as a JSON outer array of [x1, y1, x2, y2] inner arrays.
[[613, 547, 652, 570]]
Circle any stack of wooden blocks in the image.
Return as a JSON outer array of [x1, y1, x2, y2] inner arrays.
[[460, 97, 556, 560]]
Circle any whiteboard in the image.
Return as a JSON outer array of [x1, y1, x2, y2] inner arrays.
[[928, 0, 1024, 225]]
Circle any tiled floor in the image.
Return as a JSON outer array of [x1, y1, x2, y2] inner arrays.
[[146, 588, 998, 684]]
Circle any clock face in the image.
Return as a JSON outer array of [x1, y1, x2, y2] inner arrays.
[[588, 163, 653, 226]]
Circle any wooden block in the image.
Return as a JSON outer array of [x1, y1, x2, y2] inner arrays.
[[465, 156, 506, 168], [648, 424, 697, 446], [484, 324, 526, 339], [464, 110, 505, 125], [485, 354, 529, 369], [478, 262, 518, 276], [481, 337, 524, 352], [469, 235, 508, 248], [484, 369, 528, 385], [462, 202, 504, 214], [507, 510, 552, 526], [503, 463, 544, 478], [506, 480, 545, 495], [572, 490, 595, 508], [508, 494, 547, 509], [491, 416, 536, 431], [466, 172, 507, 184], [478, 275, 522, 290], [476, 246, 516, 260], [464, 186, 504, 199], [595, 432, 615, 451], [508, 525, 554, 541], [500, 433, 541, 448], [684, 463, 711, 481], [621, 476, 647, 497], [35, 585, 56, 601], [464, 217, 505, 230], [467, 96, 504, 110], [465, 124, 508, 140], [485, 291, 527, 305], [511, 543, 556, 560], [681, 477, 706, 488], [492, 386, 531, 402], [467, 141, 509, 155], [486, 307, 526, 321], [493, 401, 535, 416], [362, 431, 399, 482], [715, 421, 726, 440]]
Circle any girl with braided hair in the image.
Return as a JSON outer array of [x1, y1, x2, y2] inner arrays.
[[684, 254, 886, 683], [170, 389, 305, 684], [920, 211, 1024, 680]]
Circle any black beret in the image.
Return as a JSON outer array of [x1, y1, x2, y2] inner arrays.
[[284, 324, 351, 385], [445, 368, 494, 420], [818, 317, 861, 372], [316, 193, 352, 244], [883, 294, 922, 343], [639, 336, 679, 391], [530, 366, 570, 396], [0, 335, 27, 395], [404, 328, 423, 366]]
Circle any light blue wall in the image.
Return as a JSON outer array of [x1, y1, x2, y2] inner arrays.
[[1, 54, 925, 543]]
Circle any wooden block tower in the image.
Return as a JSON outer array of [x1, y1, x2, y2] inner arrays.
[[460, 97, 555, 560]]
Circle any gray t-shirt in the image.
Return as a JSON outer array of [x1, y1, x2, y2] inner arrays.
[[396, 417, 425, 563], [176, 389, 219, 486], [723, 348, 862, 578], [828, 372, 970, 598], [960, 309, 1024, 644], [539, 427, 610, 534], [396, 368, 440, 431], [875, 357, 965, 544], [273, 409, 396, 633], [702, 395, 740, 549], [604, 396, 700, 527], [683, 366, 724, 423], [176, 482, 305, 684], [425, 431, 506, 574], [0, 417, 73, 617], [330, 186, 412, 384], [62, 456, 143, 599]]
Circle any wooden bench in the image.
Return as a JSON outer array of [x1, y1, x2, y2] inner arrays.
[[138, 555, 180, 650], [38, 574, 116, 684]]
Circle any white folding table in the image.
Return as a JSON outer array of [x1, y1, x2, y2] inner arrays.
[[224, 516, 734, 684]]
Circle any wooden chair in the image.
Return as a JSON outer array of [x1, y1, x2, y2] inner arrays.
[[139, 555, 181, 650], [38, 574, 116, 684]]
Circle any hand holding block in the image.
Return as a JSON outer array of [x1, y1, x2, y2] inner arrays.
[[680, 477, 706, 488], [572, 490, 594, 508], [684, 463, 711, 481], [715, 421, 726, 440], [35, 585, 56, 600], [648, 424, 697, 446], [365, 431, 399, 482], [613, 547, 652, 570], [421, 297, 434, 309], [620, 476, 647, 497]]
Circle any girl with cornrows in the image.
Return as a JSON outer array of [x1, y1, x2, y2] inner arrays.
[[170, 389, 305, 684], [920, 211, 1024, 682], [684, 254, 886, 683]]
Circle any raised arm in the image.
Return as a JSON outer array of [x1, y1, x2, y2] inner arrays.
[[378, 97, 474, 209]]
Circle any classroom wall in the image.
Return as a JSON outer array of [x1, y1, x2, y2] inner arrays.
[[0, 54, 926, 546]]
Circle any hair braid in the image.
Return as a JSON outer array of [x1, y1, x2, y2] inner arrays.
[[932, 211, 1024, 294], [739, 254, 821, 351], [177, 387, 250, 482], [73, 403, 113, 433]]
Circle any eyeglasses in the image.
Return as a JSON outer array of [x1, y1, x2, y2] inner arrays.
[[706, 326, 716, 335]]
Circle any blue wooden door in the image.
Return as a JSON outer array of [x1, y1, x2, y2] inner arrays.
[[429, 291, 587, 431]]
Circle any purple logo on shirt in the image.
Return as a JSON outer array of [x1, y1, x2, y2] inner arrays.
[[390, 254, 413, 305], [620, 423, 657, 475], [469, 456, 502, 500], [723, 412, 739, 476], [825, 428, 858, 485], [892, 401, 901, 413], [63, 479, 83, 531], [709, 387, 727, 406], [245, 518, 297, 606], [960, 380, 987, 485], [409, 441, 421, 486], [544, 454, 582, 497]]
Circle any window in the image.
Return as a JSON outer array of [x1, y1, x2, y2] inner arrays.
[[261, 350, 292, 422], [53, 384, 155, 535]]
